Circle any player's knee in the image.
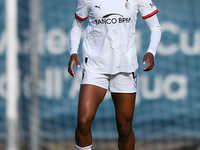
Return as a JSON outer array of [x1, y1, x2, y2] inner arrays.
[[76, 118, 92, 133], [117, 121, 133, 138]]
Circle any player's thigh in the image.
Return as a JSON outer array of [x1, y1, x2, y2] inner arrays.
[[77, 84, 107, 122], [111, 93, 136, 122]]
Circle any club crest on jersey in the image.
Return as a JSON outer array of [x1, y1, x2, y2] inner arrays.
[[125, 0, 130, 9]]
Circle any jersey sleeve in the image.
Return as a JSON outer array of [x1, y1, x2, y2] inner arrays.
[[75, 0, 88, 21], [138, 0, 158, 19]]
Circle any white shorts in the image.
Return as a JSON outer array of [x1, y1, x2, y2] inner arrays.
[[81, 70, 138, 93]]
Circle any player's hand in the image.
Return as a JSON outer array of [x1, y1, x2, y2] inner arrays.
[[68, 54, 80, 77], [143, 52, 155, 71]]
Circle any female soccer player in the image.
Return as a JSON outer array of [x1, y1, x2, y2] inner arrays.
[[68, 0, 161, 149]]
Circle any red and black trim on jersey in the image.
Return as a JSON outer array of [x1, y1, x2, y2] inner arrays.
[[75, 13, 88, 21], [142, 9, 158, 19]]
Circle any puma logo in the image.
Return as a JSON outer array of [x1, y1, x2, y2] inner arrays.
[[95, 4, 101, 10]]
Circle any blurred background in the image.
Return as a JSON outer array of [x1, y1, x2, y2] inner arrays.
[[0, 0, 200, 150]]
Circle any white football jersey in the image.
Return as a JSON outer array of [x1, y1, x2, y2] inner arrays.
[[75, 0, 158, 74]]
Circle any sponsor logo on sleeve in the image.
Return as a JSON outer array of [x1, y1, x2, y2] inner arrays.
[[149, 2, 155, 8]]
